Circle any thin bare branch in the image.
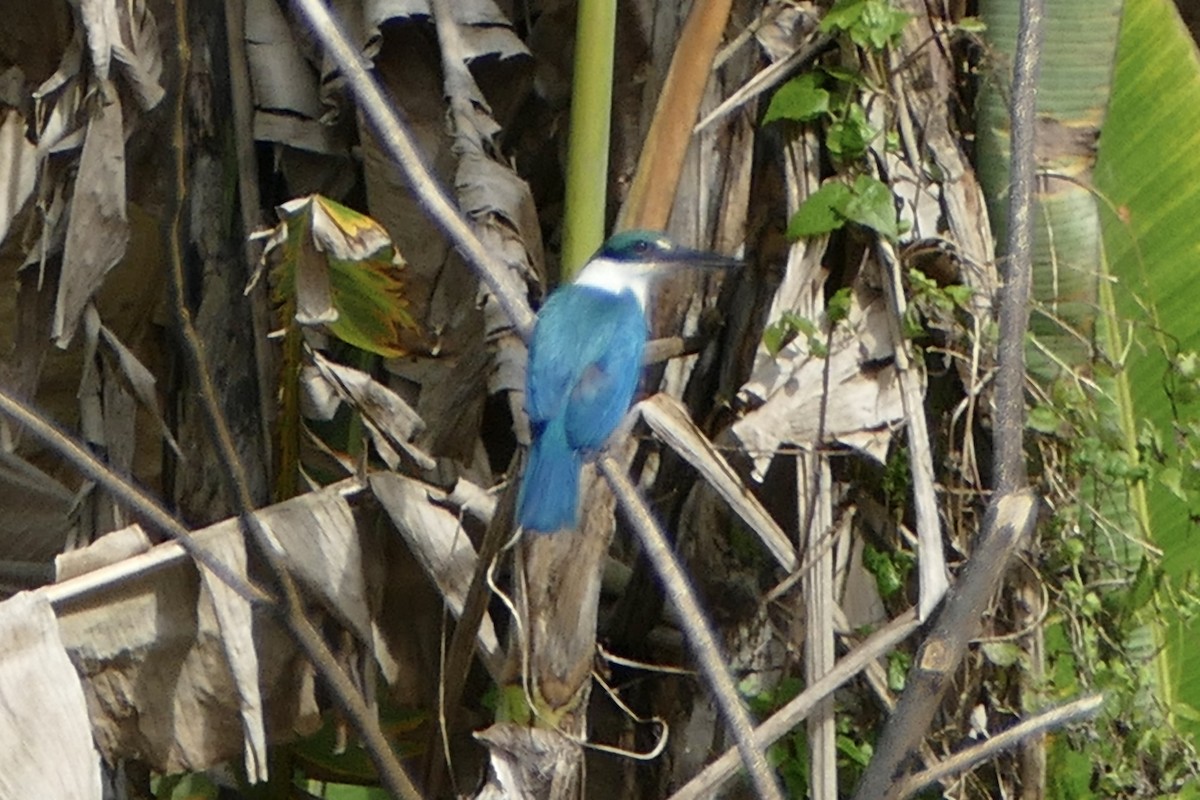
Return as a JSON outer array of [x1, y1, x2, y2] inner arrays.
[[0, 386, 266, 606], [896, 694, 1104, 798], [993, 0, 1045, 494], [669, 609, 921, 800], [597, 455, 784, 800]]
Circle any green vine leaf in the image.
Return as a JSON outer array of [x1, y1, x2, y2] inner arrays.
[[827, 103, 876, 162], [841, 175, 899, 239], [786, 180, 854, 239], [786, 175, 899, 240], [764, 73, 831, 125], [820, 0, 911, 50]]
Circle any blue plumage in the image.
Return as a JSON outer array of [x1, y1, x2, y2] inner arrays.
[[518, 285, 648, 533], [516, 229, 737, 534]]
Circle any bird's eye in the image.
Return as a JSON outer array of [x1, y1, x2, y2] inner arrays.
[[632, 240, 650, 254]]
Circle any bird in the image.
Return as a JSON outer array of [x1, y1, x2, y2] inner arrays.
[[517, 229, 739, 533]]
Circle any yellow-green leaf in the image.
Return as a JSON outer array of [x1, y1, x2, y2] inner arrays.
[[265, 195, 416, 357]]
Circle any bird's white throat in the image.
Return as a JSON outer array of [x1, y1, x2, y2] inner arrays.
[[574, 257, 651, 312]]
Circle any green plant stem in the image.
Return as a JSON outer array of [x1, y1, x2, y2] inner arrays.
[[560, 0, 617, 276]]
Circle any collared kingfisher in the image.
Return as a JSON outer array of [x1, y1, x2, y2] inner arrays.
[[517, 229, 739, 533]]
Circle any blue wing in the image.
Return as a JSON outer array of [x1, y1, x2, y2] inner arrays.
[[526, 285, 647, 452]]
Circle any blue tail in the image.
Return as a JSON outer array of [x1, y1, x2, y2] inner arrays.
[[517, 419, 582, 533]]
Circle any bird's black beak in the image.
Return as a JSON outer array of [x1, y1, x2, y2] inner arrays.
[[655, 246, 742, 274]]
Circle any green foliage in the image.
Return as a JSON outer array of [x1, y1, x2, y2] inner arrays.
[[820, 0, 911, 50], [762, 311, 827, 358], [901, 267, 974, 340], [881, 441, 912, 508], [289, 708, 425, 786], [786, 175, 899, 241], [1047, 739, 1094, 800], [763, 73, 831, 125], [834, 715, 874, 787], [762, 289, 854, 365], [154, 774, 220, 800], [980, 640, 1025, 669], [1031, 367, 1200, 795], [827, 287, 854, 325], [862, 542, 910, 599], [495, 684, 534, 726], [745, 677, 808, 796], [826, 103, 875, 162], [263, 195, 418, 500], [885, 649, 910, 692], [953, 16, 988, 34]]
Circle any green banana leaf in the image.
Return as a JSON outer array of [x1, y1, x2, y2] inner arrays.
[[1096, 0, 1200, 738], [979, 0, 1200, 791]]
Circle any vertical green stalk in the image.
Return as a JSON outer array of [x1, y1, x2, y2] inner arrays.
[[560, 0, 617, 277]]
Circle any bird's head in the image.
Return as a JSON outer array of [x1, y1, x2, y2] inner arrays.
[[574, 230, 740, 311]]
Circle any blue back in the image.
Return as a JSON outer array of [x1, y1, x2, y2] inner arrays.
[[526, 285, 648, 452]]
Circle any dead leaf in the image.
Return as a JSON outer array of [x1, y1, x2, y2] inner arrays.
[[256, 484, 373, 643], [0, 592, 102, 800], [56, 524, 150, 582], [53, 85, 129, 347], [733, 288, 904, 480], [79, 0, 120, 82], [639, 393, 797, 572], [362, 0, 530, 62], [304, 351, 435, 471], [0, 109, 39, 248], [97, 314, 182, 457], [111, 0, 165, 110], [370, 471, 502, 678], [47, 486, 375, 774], [197, 532, 268, 782], [245, 0, 348, 153], [263, 195, 416, 356], [0, 450, 76, 564]]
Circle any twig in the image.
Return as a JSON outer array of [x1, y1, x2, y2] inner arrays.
[[287, 0, 536, 343], [693, 33, 835, 134], [597, 455, 784, 800], [669, 609, 921, 800], [895, 694, 1104, 798], [170, 4, 424, 798]]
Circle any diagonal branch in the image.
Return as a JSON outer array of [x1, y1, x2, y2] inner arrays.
[[895, 693, 1103, 798], [0, 386, 266, 606], [597, 455, 785, 800], [669, 609, 921, 800]]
